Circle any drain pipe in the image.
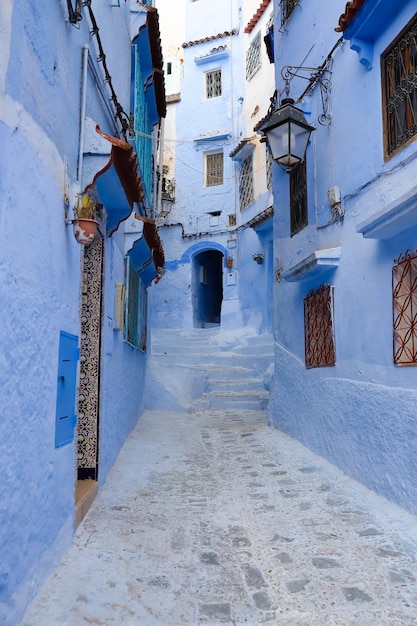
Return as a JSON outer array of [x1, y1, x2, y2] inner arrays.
[[77, 43, 89, 186], [155, 117, 165, 220]]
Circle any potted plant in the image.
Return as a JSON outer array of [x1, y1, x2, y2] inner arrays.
[[72, 189, 101, 245]]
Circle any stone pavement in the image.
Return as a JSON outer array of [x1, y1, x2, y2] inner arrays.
[[22, 409, 417, 625]]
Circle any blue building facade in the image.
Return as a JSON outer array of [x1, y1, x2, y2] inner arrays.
[[0, 2, 165, 623], [264, 0, 417, 515], [154, 0, 274, 333]]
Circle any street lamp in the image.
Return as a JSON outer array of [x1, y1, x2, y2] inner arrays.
[[258, 95, 315, 173]]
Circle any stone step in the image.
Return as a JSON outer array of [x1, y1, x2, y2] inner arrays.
[[208, 378, 263, 392], [195, 395, 268, 411], [147, 327, 273, 412], [149, 352, 272, 373]]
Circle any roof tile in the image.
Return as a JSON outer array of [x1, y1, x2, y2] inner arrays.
[[244, 0, 271, 34], [335, 0, 366, 32]]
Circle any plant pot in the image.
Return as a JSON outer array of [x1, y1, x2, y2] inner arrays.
[[73, 218, 99, 245]]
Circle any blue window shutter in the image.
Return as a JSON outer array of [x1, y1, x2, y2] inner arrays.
[[55, 331, 79, 448]]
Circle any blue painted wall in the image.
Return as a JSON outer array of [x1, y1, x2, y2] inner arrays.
[[154, 0, 274, 333], [268, 0, 417, 514], [153, 0, 244, 329], [0, 2, 157, 623]]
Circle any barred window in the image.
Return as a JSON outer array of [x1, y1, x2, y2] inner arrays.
[[266, 146, 272, 190], [280, 0, 299, 27], [304, 284, 336, 368], [392, 250, 417, 365], [125, 258, 148, 352], [239, 154, 254, 210], [382, 15, 417, 158], [205, 69, 222, 99], [205, 151, 224, 187], [246, 32, 261, 79], [290, 159, 308, 236]]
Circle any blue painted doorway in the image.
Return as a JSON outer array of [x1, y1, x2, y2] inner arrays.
[[192, 250, 223, 328]]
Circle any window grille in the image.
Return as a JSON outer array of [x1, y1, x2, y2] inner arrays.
[[125, 258, 148, 352], [382, 15, 417, 158], [280, 0, 299, 27], [290, 159, 308, 236], [266, 146, 272, 189], [246, 32, 261, 79], [205, 69, 222, 99], [392, 250, 417, 365], [239, 154, 254, 210], [205, 152, 224, 187], [304, 284, 336, 368]]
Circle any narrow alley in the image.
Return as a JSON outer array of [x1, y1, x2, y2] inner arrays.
[[22, 406, 417, 625]]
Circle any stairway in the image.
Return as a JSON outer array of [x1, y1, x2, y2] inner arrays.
[[145, 327, 274, 412]]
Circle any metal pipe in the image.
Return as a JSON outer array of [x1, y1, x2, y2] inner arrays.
[[155, 117, 165, 219], [77, 43, 89, 186]]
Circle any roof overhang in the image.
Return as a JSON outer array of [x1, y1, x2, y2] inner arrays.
[[84, 126, 144, 236], [132, 7, 166, 122], [125, 216, 165, 287]]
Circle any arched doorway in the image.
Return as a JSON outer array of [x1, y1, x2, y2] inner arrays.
[[192, 250, 223, 328]]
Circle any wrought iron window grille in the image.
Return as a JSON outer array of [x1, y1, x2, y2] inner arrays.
[[382, 15, 417, 158], [246, 32, 262, 80], [266, 147, 273, 189], [205, 69, 222, 99], [205, 152, 224, 187], [304, 284, 336, 368], [392, 249, 417, 365], [280, 0, 299, 28], [290, 159, 307, 236], [239, 155, 254, 210]]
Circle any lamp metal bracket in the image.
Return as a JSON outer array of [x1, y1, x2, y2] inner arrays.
[[281, 65, 332, 125]]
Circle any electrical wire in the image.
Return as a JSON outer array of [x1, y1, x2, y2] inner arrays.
[[70, 1, 131, 139]]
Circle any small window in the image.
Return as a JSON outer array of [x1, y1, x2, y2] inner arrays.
[[290, 159, 308, 236], [392, 250, 417, 365], [167, 62, 172, 75], [382, 14, 417, 159], [205, 151, 224, 187], [246, 32, 261, 79], [280, 0, 299, 27], [304, 284, 336, 368], [125, 258, 148, 352], [239, 154, 254, 210], [205, 69, 222, 99]]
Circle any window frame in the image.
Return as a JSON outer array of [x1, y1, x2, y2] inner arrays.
[[239, 153, 254, 210], [204, 150, 224, 187], [125, 257, 148, 352], [266, 145, 272, 190], [304, 284, 336, 369], [392, 249, 417, 366], [381, 13, 417, 160], [290, 159, 308, 236], [246, 31, 262, 80], [205, 68, 222, 99]]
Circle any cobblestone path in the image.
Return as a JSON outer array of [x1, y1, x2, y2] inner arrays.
[[22, 409, 417, 625]]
